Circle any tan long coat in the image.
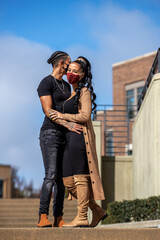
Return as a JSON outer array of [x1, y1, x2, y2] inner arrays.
[[62, 87, 105, 200]]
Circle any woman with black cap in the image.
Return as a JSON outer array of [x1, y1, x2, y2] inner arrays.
[[37, 51, 83, 228]]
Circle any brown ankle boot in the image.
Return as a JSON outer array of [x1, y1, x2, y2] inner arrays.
[[37, 214, 52, 227], [63, 175, 89, 228], [53, 216, 66, 227], [88, 181, 107, 227], [63, 176, 77, 200]]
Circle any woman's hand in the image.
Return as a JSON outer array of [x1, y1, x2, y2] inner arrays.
[[48, 109, 83, 134], [67, 122, 83, 134], [49, 109, 63, 120]]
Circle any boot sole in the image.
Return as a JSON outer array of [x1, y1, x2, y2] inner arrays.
[[101, 213, 108, 221], [89, 213, 108, 228], [63, 225, 89, 228], [37, 225, 52, 228]]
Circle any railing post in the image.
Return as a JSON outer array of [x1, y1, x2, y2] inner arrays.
[[104, 108, 107, 156], [138, 48, 160, 111], [158, 49, 160, 72], [126, 106, 130, 155]]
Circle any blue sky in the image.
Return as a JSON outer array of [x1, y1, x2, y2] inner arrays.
[[0, 0, 160, 189]]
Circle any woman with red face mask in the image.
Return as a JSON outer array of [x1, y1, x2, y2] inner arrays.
[[49, 56, 107, 228], [37, 51, 84, 228]]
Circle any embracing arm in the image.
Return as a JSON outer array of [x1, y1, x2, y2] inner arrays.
[[39, 95, 82, 133], [62, 88, 92, 123]]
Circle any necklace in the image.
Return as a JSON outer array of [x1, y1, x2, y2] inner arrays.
[[51, 74, 65, 94]]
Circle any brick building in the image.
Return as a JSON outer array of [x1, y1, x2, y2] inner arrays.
[[0, 165, 11, 198], [95, 51, 156, 156]]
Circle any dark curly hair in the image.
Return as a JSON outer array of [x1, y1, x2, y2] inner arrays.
[[73, 56, 96, 111], [47, 51, 69, 68]]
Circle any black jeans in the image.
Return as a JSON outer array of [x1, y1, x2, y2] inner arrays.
[[39, 129, 65, 217]]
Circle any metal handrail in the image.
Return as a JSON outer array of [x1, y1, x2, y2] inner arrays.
[[138, 48, 160, 110], [93, 104, 137, 156]]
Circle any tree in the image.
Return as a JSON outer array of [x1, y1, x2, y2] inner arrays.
[[11, 167, 40, 198]]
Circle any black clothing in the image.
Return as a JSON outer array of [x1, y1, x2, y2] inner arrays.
[[37, 75, 71, 131], [63, 131, 89, 177], [39, 129, 65, 216], [37, 75, 70, 217], [62, 95, 89, 177]]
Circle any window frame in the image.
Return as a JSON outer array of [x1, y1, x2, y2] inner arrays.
[[125, 80, 145, 119]]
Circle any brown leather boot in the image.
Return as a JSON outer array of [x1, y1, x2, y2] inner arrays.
[[37, 214, 52, 227], [63, 176, 77, 200], [89, 200, 108, 227], [63, 175, 107, 227], [53, 216, 66, 227], [88, 181, 108, 227], [63, 175, 89, 228]]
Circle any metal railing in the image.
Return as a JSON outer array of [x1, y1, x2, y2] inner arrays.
[[93, 104, 137, 156], [138, 48, 160, 110]]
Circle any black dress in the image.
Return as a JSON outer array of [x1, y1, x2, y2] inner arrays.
[[63, 95, 89, 177]]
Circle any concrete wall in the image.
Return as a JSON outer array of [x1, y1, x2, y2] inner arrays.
[[133, 73, 160, 199], [92, 122, 134, 210], [102, 156, 133, 209]]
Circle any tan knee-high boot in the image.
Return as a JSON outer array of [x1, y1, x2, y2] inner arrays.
[[63, 176, 107, 227], [63, 174, 89, 227], [63, 176, 77, 200], [88, 181, 108, 227]]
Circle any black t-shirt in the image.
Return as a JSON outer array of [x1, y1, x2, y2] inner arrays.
[[37, 75, 71, 131]]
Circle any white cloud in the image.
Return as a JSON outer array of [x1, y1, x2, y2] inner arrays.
[[70, 3, 160, 103]]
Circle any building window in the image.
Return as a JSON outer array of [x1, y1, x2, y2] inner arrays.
[[0, 180, 3, 198], [126, 89, 135, 119], [106, 131, 113, 156], [137, 86, 144, 102], [125, 80, 145, 119], [125, 143, 133, 155]]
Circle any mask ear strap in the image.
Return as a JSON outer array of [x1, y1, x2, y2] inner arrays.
[[62, 62, 69, 72]]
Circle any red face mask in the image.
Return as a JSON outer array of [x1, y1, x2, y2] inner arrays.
[[67, 73, 80, 84]]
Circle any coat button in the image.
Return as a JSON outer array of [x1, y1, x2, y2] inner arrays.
[[90, 171, 93, 173], [89, 161, 91, 163], [86, 142, 88, 144], [87, 152, 90, 154]]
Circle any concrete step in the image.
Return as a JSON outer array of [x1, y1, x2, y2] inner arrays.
[[0, 211, 76, 217], [0, 198, 77, 228], [0, 220, 75, 228], [0, 199, 77, 206], [0, 204, 74, 207], [0, 204, 77, 213], [0, 217, 76, 227], [0, 228, 160, 240], [0, 215, 76, 222], [0, 199, 40, 202]]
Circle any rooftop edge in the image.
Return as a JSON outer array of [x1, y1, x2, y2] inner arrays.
[[112, 51, 157, 67]]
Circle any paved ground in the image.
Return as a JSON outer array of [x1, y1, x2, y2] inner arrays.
[[0, 228, 160, 240], [101, 219, 160, 228]]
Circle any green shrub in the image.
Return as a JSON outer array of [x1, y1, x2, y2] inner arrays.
[[103, 195, 160, 224]]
